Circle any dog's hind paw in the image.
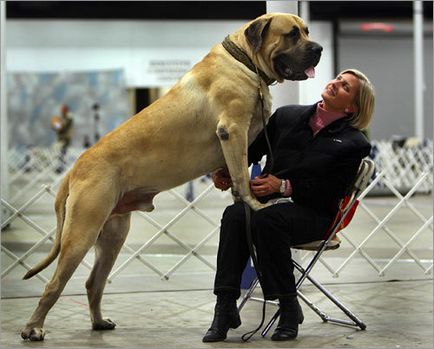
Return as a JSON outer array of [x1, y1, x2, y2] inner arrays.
[[92, 318, 116, 331], [21, 327, 45, 341]]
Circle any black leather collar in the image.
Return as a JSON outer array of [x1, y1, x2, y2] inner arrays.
[[221, 35, 276, 86]]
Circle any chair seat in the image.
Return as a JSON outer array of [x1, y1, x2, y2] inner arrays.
[[292, 236, 341, 251]]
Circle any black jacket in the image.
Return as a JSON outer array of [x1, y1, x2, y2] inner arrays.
[[248, 103, 371, 216]]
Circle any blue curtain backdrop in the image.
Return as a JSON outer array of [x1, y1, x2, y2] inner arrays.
[[7, 69, 130, 149]]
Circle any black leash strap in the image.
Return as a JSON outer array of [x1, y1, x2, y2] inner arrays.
[[255, 66, 274, 174], [241, 202, 267, 342], [240, 56, 276, 342], [242, 202, 261, 279], [241, 293, 267, 342]]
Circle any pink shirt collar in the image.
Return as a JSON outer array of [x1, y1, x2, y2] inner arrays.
[[309, 102, 347, 136]]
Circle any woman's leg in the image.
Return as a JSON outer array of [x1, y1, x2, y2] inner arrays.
[[203, 202, 251, 342], [250, 202, 331, 340], [213, 202, 252, 299], [251, 202, 331, 299]]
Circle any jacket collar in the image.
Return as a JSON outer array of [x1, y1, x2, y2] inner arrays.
[[298, 102, 353, 135]]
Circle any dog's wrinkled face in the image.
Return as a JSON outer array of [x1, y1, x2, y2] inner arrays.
[[245, 13, 322, 83]]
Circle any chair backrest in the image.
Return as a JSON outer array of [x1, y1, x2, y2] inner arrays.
[[326, 158, 375, 236], [352, 158, 375, 198], [292, 158, 375, 251]]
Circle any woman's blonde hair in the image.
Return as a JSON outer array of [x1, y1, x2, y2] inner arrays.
[[339, 68, 375, 130]]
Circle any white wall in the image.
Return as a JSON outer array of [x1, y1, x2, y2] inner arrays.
[[6, 19, 332, 95], [266, 0, 300, 109], [299, 21, 333, 105], [6, 20, 245, 87], [339, 34, 433, 140]]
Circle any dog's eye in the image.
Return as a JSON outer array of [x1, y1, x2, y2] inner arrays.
[[285, 26, 300, 38], [304, 27, 310, 35]]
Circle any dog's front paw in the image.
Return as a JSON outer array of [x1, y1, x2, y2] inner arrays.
[[92, 318, 116, 331], [21, 327, 46, 341]]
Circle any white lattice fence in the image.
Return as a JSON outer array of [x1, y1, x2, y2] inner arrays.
[[371, 139, 433, 194], [7, 145, 84, 205], [1, 141, 433, 292], [305, 169, 433, 278]]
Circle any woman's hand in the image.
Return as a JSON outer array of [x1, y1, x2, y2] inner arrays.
[[250, 174, 281, 197], [212, 167, 232, 191]]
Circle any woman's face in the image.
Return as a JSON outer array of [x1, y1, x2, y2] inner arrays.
[[321, 73, 360, 113]]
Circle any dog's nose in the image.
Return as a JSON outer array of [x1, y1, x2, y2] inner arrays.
[[310, 43, 323, 55]]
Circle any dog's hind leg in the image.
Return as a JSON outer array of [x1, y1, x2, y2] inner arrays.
[[85, 213, 131, 330], [21, 186, 115, 341]]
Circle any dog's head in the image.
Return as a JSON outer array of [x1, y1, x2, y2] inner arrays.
[[243, 13, 322, 83]]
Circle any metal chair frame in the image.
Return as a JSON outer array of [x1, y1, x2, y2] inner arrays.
[[238, 158, 376, 336]]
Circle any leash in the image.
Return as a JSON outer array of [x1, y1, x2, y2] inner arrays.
[[221, 34, 277, 340], [241, 67, 275, 342], [241, 200, 267, 342], [255, 65, 275, 173]]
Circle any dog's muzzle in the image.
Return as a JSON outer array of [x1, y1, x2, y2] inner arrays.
[[274, 42, 323, 81]]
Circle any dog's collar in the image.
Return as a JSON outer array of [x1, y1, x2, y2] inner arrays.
[[222, 36, 275, 86]]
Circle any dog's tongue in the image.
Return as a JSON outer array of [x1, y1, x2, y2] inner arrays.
[[304, 66, 316, 79]]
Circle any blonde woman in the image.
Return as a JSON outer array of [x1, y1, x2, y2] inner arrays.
[[204, 69, 375, 342]]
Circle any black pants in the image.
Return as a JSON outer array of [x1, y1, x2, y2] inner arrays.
[[213, 201, 332, 300]]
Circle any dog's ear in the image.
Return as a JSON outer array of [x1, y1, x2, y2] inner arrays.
[[244, 17, 272, 54]]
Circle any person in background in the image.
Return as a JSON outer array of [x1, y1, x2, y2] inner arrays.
[[51, 103, 74, 173], [203, 68, 375, 342]]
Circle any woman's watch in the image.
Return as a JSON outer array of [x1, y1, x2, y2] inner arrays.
[[279, 179, 286, 194]]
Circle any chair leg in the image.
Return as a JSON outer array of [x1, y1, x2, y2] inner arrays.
[[260, 279, 366, 337], [297, 290, 329, 323], [238, 278, 260, 312], [239, 278, 279, 312], [296, 259, 366, 330], [303, 273, 367, 330], [240, 262, 367, 337], [260, 308, 280, 336], [260, 267, 366, 337]]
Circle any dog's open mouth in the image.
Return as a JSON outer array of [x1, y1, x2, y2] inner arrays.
[[274, 51, 321, 81], [277, 64, 316, 81], [304, 66, 316, 79]]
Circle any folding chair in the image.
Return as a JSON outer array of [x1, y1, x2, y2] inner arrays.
[[238, 158, 375, 336]]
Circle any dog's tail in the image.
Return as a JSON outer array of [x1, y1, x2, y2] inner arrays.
[[23, 172, 70, 280]]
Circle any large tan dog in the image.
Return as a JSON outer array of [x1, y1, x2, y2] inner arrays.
[[21, 13, 321, 341]]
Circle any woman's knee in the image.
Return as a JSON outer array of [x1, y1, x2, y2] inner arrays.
[[219, 202, 249, 245], [251, 206, 279, 230], [221, 202, 246, 225], [251, 206, 289, 245]]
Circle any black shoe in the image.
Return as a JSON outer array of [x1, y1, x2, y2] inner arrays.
[[202, 296, 241, 342], [271, 296, 304, 341]]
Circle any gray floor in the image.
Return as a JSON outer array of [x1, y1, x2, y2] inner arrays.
[[0, 279, 432, 348]]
